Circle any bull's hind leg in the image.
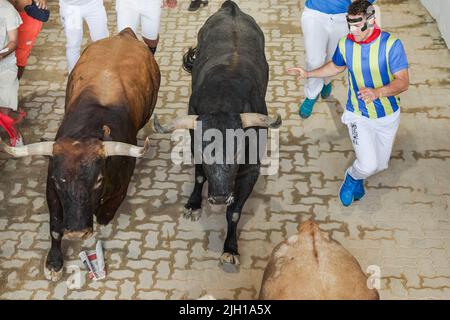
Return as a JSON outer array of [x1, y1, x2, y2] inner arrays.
[[183, 164, 205, 221], [44, 176, 64, 281], [220, 165, 260, 273]]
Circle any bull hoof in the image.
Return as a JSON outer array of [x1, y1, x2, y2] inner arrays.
[[220, 252, 240, 273], [182, 207, 201, 221]]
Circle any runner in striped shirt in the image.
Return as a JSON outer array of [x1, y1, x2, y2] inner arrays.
[[288, 0, 409, 206]]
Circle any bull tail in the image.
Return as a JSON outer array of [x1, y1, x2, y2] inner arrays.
[[182, 46, 198, 74]]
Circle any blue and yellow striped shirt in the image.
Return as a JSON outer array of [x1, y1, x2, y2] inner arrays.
[[332, 32, 409, 119]]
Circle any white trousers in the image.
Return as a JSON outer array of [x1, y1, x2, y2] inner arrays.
[[342, 110, 401, 180], [116, 0, 162, 40], [59, 0, 109, 72], [301, 7, 349, 99]]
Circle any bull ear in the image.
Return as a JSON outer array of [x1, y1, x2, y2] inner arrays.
[[102, 125, 112, 141]]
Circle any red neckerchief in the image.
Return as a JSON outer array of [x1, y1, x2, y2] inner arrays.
[[347, 26, 381, 44]]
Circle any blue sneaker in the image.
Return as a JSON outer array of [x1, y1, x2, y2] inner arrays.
[[321, 83, 332, 99], [354, 179, 365, 201], [299, 97, 318, 119], [339, 172, 363, 206]]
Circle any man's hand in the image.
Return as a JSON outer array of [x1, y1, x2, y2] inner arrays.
[[162, 0, 177, 8], [35, 0, 48, 10], [358, 87, 381, 104], [286, 67, 309, 80]]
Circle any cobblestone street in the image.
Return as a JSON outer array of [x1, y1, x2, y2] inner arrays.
[[1, 0, 450, 299]]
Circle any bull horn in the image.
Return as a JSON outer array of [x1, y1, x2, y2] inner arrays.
[[240, 113, 282, 129], [102, 137, 151, 158], [0, 138, 54, 157], [153, 114, 198, 133]]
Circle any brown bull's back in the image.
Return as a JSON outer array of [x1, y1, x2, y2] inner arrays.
[[66, 28, 160, 130]]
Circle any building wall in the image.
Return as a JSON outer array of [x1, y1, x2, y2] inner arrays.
[[421, 0, 450, 48]]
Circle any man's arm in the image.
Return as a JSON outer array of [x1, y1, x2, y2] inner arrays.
[[287, 61, 346, 80], [378, 69, 409, 97], [0, 28, 19, 60], [358, 69, 409, 104]]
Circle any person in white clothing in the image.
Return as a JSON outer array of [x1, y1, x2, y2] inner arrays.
[[59, 0, 109, 72], [297, 0, 376, 119], [116, 0, 177, 55]]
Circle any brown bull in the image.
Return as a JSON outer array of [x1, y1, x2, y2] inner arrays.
[[1, 28, 160, 281]]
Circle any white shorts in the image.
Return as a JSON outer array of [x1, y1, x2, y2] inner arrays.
[[0, 65, 19, 111], [116, 0, 163, 40]]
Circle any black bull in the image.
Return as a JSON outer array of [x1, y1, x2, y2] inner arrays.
[[154, 1, 281, 270], [1, 28, 160, 281]]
